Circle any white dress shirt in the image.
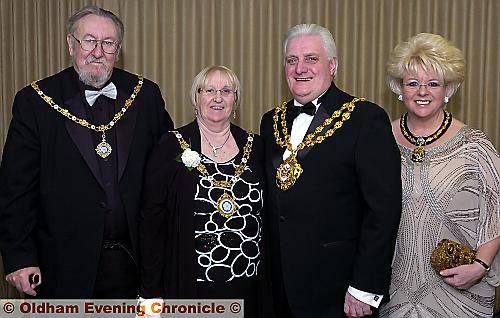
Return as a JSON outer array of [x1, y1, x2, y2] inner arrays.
[[283, 97, 320, 160]]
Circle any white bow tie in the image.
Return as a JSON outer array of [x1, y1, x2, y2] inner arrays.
[[85, 82, 117, 106]]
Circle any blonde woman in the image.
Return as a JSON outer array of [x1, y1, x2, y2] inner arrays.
[[380, 33, 499, 317], [140, 66, 271, 317]]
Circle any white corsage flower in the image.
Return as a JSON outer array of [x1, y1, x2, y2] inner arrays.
[[181, 149, 201, 169]]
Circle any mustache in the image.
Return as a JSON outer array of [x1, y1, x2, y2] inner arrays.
[[85, 56, 107, 65]]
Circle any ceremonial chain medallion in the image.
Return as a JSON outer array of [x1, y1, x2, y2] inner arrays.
[[95, 132, 112, 158], [173, 130, 254, 218], [273, 97, 364, 190], [276, 154, 303, 191], [31, 75, 144, 158], [217, 192, 238, 218], [400, 110, 452, 163]]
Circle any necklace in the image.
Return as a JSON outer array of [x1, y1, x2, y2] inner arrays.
[[31, 74, 144, 159], [173, 130, 254, 217], [400, 110, 452, 163], [273, 97, 363, 190], [200, 129, 231, 157]]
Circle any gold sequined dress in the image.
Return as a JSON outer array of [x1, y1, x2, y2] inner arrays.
[[380, 127, 499, 318]]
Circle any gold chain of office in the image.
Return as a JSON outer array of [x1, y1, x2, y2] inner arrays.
[[174, 131, 254, 188], [174, 130, 254, 217], [272, 97, 364, 190], [31, 74, 144, 158]]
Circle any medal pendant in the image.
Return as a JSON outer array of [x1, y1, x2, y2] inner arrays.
[[276, 154, 303, 191], [217, 192, 238, 218], [95, 132, 112, 159], [411, 146, 425, 163]]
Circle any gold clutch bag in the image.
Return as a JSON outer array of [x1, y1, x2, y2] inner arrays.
[[430, 239, 476, 272]]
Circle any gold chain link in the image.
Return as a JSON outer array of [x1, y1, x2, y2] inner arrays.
[[31, 74, 144, 133], [272, 97, 364, 154], [173, 130, 254, 189]]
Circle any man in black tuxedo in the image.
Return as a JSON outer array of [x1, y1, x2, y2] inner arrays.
[[260, 24, 402, 317], [0, 5, 173, 297]]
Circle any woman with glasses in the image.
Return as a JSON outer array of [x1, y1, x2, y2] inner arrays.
[[139, 66, 271, 317], [380, 33, 499, 317]]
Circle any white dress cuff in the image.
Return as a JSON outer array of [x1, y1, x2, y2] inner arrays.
[[347, 286, 383, 308]]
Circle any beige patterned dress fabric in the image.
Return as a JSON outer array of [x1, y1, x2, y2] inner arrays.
[[380, 127, 499, 318]]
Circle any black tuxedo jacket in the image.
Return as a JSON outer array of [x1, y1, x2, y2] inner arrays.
[[0, 67, 173, 297], [260, 84, 402, 317]]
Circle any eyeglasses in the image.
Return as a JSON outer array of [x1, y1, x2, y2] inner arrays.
[[198, 87, 236, 97], [71, 34, 120, 54], [401, 80, 445, 90]]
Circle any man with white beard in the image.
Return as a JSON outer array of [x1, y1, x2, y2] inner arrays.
[[0, 5, 173, 298]]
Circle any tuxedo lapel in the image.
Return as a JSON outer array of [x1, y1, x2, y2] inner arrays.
[[115, 86, 138, 181], [285, 101, 295, 134], [296, 104, 330, 160], [296, 84, 348, 160], [64, 93, 104, 189]]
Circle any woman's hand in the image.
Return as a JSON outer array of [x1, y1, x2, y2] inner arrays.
[[439, 262, 487, 289]]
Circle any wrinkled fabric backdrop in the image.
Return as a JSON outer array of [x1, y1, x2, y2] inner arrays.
[[0, 0, 498, 307]]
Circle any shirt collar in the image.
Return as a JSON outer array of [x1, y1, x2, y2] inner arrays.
[[293, 87, 329, 108]]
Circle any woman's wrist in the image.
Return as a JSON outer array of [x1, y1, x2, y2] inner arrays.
[[473, 258, 491, 272]]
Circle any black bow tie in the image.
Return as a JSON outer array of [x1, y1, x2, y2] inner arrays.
[[290, 102, 316, 118]]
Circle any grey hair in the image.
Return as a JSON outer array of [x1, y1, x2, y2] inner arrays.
[[190, 66, 241, 109], [67, 5, 124, 43], [283, 24, 338, 76]]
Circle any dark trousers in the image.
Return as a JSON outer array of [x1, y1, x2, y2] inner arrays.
[[197, 279, 259, 318], [92, 242, 138, 298], [274, 280, 294, 318]]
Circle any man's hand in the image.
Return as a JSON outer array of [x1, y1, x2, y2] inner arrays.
[[344, 291, 373, 317], [440, 262, 486, 290], [5, 266, 41, 296]]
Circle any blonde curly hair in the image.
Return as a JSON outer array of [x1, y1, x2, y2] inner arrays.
[[386, 33, 465, 98]]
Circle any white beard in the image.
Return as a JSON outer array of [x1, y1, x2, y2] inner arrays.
[[75, 56, 113, 88]]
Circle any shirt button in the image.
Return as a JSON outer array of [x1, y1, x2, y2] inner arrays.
[[99, 202, 107, 208], [280, 216, 286, 222], [374, 296, 379, 301]]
